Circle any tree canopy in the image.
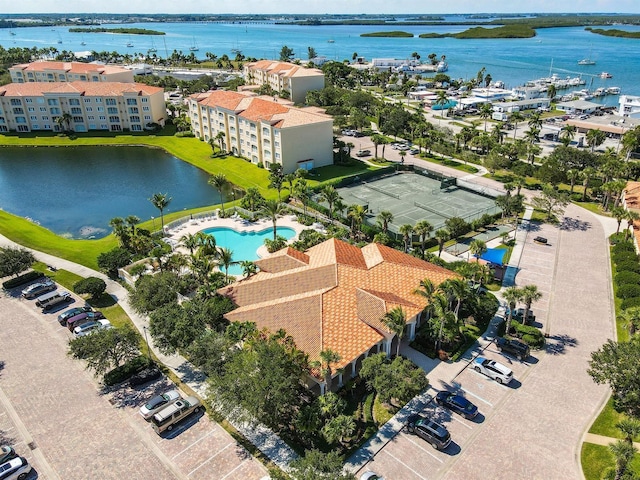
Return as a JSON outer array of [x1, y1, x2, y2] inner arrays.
[[0, 247, 35, 278]]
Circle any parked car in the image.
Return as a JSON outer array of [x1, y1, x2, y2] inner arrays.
[[129, 366, 162, 387], [73, 319, 112, 337], [66, 311, 104, 331], [356, 149, 371, 157], [505, 307, 535, 323], [21, 279, 56, 299], [435, 391, 478, 419], [0, 447, 16, 466], [472, 357, 513, 384], [494, 336, 530, 360], [360, 472, 384, 480], [406, 414, 451, 450], [0, 456, 31, 480], [409, 148, 420, 155], [341, 129, 355, 136], [139, 389, 182, 420], [352, 131, 364, 138], [58, 306, 93, 326]]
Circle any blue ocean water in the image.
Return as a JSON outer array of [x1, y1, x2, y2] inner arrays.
[[201, 226, 296, 274], [4, 22, 640, 98]]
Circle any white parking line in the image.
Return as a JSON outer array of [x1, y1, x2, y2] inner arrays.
[[219, 460, 247, 480], [188, 442, 232, 476], [382, 449, 429, 480], [171, 428, 216, 459], [403, 433, 444, 463], [448, 412, 474, 430], [460, 387, 493, 407]]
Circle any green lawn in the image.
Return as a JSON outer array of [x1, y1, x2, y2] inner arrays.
[[417, 153, 479, 174], [589, 398, 632, 440], [582, 443, 614, 480]]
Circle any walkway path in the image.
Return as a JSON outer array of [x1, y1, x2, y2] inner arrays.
[[0, 233, 298, 472]]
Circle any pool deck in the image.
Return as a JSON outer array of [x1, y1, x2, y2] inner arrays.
[[164, 212, 309, 269]]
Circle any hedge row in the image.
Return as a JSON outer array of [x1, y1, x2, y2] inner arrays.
[[103, 355, 152, 386], [2, 271, 45, 289], [612, 238, 640, 311]]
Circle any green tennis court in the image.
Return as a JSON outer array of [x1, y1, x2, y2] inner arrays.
[[330, 171, 500, 234]]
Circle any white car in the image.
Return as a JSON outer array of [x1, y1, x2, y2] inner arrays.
[[0, 456, 32, 480], [360, 472, 384, 480], [73, 319, 112, 337], [139, 390, 182, 420], [472, 357, 513, 384]]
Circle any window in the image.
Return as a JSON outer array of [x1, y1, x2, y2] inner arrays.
[[37, 98, 44, 104], [0, 117, 5, 124], [79, 75, 87, 81], [100, 124, 108, 129], [250, 134, 257, 142], [107, 107, 118, 115], [141, 98, 148, 103], [89, 124, 96, 130], [274, 141, 280, 147], [28, 107, 35, 112], [50, 107, 60, 115], [39, 107, 47, 112], [263, 139, 270, 145], [96, 107, 104, 112], [106, 98, 117, 106], [13, 108, 24, 114], [144, 115, 151, 121], [86, 107, 93, 112], [84, 98, 91, 103], [230, 126, 236, 133], [17, 125, 29, 132], [275, 153, 281, 159], [10, 99, 21, 106], [92, 76, 99, 81], [70, 107, 82, 114], [15, 116, 27, 124], [262, 127, 269, 135], [73, 116, 83, 123], [30, 115, 37, 121], [128, 107, 139, 114], [25, 98, 33, 103], [47, 99, 59, 106], [130, 116, 140, 123], [68, 99, 80, 106], [99, 115, 106, 120], [42, 116, 49, 120], [131, 124, 142, 131], [142, 106, 150, 111], [109, 116, 120, 123], [126, 98, 137, 105], [87, 115, 95, 120], [95, 98, 102, 103]]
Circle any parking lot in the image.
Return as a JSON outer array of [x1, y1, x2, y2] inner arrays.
[[0, 284, 267, 480], [356, 343, 536, 480]]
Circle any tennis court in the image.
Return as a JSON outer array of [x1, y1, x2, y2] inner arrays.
[[330, 171, 500, 234]]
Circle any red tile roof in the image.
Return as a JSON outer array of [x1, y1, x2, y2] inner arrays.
[[0, 81, 162, 97]]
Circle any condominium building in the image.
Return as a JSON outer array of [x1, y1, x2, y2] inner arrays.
[[0, 81, 166, 133], [619, 95, 640, 118], [189, 90, 333, 174], [243, 60, 325, 104], [10, 61, 135, 84]]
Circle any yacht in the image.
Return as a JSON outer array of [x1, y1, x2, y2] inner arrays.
[[578, 45, 596, 65], [189, 37, 199, 52], [600, 72, 612, 79], [327, 39, 335, 43], [606, 86, 621, 95], [148, 37, 157, 53]]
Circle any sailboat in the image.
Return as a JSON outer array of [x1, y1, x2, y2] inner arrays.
[[148, 37, 157, 53], [578, 45, 595, 65], [80, 36, 86, 46], [57, 33, 62, 44], [189, 37, 199, 52], [126, 36, 134, 48]]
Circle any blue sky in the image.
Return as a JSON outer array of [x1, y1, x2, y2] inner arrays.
[[4, 0, 640, 14]]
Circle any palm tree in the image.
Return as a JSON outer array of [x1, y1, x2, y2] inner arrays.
[[125, 215, 140, 235], [441, 278, 469, 323], [503, 287, 523, 334], [491, 123, 505, 144], [469, 239, 487, 260], [293, 180, 311, 216], [260, 199, 285, 241], [581, 167, 597, 202], [625, 210, 640, 239], [109, 217, 128, 246], [149, 193, 172, 232], [586, 128, 606, 152], [619, 307, 640, 336], [370, 133, 384, 159], [609, 439, 636, 480], [414, 220, 433, 256], [617, 418, 640, 445], [347, 204, 366, 239], [510, 111, 524, 140], [435, 229, 449, 257], [382, 306, 407, 357], [478, 103, 492, 132], [376, 210, 394, 234], [240, 260, 258, 278], [520, 285, 542, 326], [217, 247, 236, 282], [414, 278, 437, 317], [320, 185, 341, 220], [319, 349, 342, 394], [322, 414, 356, 445], [208, 173, 229, 214], [435, 90, 449, 120], [566, 169, 581, 195], [180, 232, 201, 255], [611, 207, 627, 234], [214, 131, 225, 151], [547, 84, 557, 100], [399, 223, 414, 253], [560, 125, 577, 147]]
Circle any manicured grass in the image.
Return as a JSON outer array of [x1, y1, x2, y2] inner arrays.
[[574, 201, 609, 216], [581, 443, 614, 480], [589, 398, 628, 439], [417, 153, 479, 173], [309, 161, 382, 187], [373, 395, 396, 424], [32, 262, 83, 287]]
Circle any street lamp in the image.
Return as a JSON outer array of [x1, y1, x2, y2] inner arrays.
[[151, 216, 155, 231], [143, 325, 152, 362]]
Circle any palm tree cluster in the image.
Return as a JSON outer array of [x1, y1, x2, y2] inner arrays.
[[502, 284, 542, 335]]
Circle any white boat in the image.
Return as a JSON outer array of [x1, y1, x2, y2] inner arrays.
[[80, 36, 86, 46], [327, 39, 335, 43], [148, 37, 157, 53], [606, 86, 620, 95], [189, 37, 199, 52], [600, 72, 612, 79], [578, 45, 596, 65]]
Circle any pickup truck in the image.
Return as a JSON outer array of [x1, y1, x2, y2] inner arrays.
[[494, 336, 530, 360]]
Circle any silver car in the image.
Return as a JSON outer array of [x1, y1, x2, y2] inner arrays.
[[0, 456, 31, 480], [73, 319, 112, 337], [139, 390, 181, 420], [21, 280, 55, 299]]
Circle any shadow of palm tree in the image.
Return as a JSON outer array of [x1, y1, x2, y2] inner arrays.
[[560, 217, 591, 231], [545, 333, 579, 355]]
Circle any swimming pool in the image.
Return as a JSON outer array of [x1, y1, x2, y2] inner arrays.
[[431, 100, 458, 110], [480, 247, 507, 265], [200, 226, 296, 276]]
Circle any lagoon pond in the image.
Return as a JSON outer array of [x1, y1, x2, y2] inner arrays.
[[0, 146, 219, 238]]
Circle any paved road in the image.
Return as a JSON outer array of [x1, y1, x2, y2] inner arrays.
[[355, 203, 615, 479]]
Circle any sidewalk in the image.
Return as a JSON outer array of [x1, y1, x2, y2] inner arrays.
[[0, 233, 298, 472], [502, 206, 534, 286]]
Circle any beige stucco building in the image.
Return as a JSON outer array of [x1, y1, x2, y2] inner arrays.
[[9, 61, 135, 84], [0, 81, 166, 133], [189, 90, 333, 174], [243, 60, 325, 104]]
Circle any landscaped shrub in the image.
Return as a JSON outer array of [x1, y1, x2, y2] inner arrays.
[[612, 251, 639, 264], [2, 270, 44, 289], [103, 355, 152, 386], [612, 242, 636, 254], [615, 271, 640, 287], [622, 297, 640, 310], [265, 235, 288, 253], [73, 276, 107, 299], [617, 284, 640, 300], [615, 261, 640, 274], [174, 131, 195, 137], [512, 322, 545, 349], [609, 232, 628, 245]]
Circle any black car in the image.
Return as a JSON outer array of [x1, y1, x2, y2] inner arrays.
[[406, 415, 451, 450], [435, 392, 478, 419], [494, 336, 530, 360], [57, 306, 93, 325], [129, 367, 162, 387]]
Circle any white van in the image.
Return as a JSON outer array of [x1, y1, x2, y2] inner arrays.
[[151, 396, 201, 434], [35, 291, 72, 311]]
